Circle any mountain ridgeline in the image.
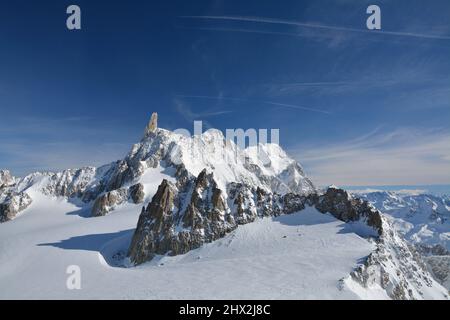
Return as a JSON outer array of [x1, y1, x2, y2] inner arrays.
[[127, 172, 382, 265], [1, 113, 447, 300], [1, 112, 316, 222]]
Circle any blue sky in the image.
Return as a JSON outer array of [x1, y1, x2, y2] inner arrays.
[[0, 0, 449, 186]]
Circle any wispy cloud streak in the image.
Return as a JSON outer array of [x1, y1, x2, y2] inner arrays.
[[292, 128, 450, 186], [179, 26, 311, 39], [182, 15, 450, 40], [176, 94, 331, 115]]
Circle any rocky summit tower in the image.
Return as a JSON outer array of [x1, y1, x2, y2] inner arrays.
[[144, 112, 158, 136]]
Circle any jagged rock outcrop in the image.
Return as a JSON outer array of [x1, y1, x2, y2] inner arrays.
[[0, 170, 14, 188], [128, 170, 239, 265], [414, 244, 450, 290], [346, 215, 449, 300], [144, 112, 158, 136], [127, 170, 383, 266], [425, 256, 450, 289], [352, 190, 450, 292], [41, 167, 98, 199], [91, 183, 145, 217], [127, 179, 177, 264], [129, 183, 145, 204], [92, 188, 128, 217], [418, 244, 449, 256], [315, 187, 383, 235], [0, 192, 32, 222], [105, 161, 131, 192], [1, 113, 315, 222], [1, 114, 445, 299]]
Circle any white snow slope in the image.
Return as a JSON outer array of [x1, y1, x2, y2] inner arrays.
[[0, 192, 380, 300], [1, 120, 447, 300]]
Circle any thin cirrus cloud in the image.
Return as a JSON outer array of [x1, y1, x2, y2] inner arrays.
[[181, 15, 450, 41], [176, 94, 331, 115], [264, 79, 450, 102], [180, 25, 324, 39], [291, 127, 450, 186], [173, 97, 234, 120]]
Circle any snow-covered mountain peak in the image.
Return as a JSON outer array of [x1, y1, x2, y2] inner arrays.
[[1, 114, 315, 221], [1, 114, 448, 300], [128, 120, 315, 196]]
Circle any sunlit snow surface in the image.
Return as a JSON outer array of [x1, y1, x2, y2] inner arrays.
[[0, 194, 377, 299], [353, 191, 450, 251]]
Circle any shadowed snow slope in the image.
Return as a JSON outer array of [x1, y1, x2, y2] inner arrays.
[[1, 117, 446, 299], [0, 196, 377, 299]]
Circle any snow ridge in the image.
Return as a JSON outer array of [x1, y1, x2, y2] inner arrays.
[[0, 120, 314, 222], [0, 114, 447, 300]]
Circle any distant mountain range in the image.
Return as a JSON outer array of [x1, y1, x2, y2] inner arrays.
[[350, 189, 450, 290], [344, 185, 450, 197]]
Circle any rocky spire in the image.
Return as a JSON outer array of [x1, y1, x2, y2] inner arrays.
[[144, 112, 158, 136], [0, 170, 13, 188]]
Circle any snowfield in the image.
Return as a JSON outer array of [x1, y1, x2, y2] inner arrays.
[[1, 121, 447, 300], [0, 195, 378, 299]]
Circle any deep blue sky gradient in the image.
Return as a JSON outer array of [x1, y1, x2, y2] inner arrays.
[[0, 0, 449, 185]]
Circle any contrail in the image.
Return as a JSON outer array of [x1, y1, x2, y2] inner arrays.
[[179, 26, 305, 38], [182, 15, 450, 40], [176, 94, 331, 115], [276, 81, 356, 87], [264, 101, 331, 114]]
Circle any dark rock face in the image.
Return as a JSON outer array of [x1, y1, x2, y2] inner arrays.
[[129, 183, 145, 204], [0, 192, 32, 222], [228, 183, 258, 225], [348, 218, 447, 300], [91, 188, 128, 217], [106, 161, 132, 192], [127, 179, 176, 264], [283, 193, 307, 215], [127, 170, 384, 266], [91, 183, 145, 217], [418, 244, 449, 257], [425, 256, 450, 288], [128, 170, 244, 265], [315, 187, 383, 235], [128, 170, 255, 264], [418, 245, 450, 290], [0, 170, 14, 188]]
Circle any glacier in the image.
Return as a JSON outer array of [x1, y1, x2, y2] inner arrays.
[[0, 114, 448, 300]]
